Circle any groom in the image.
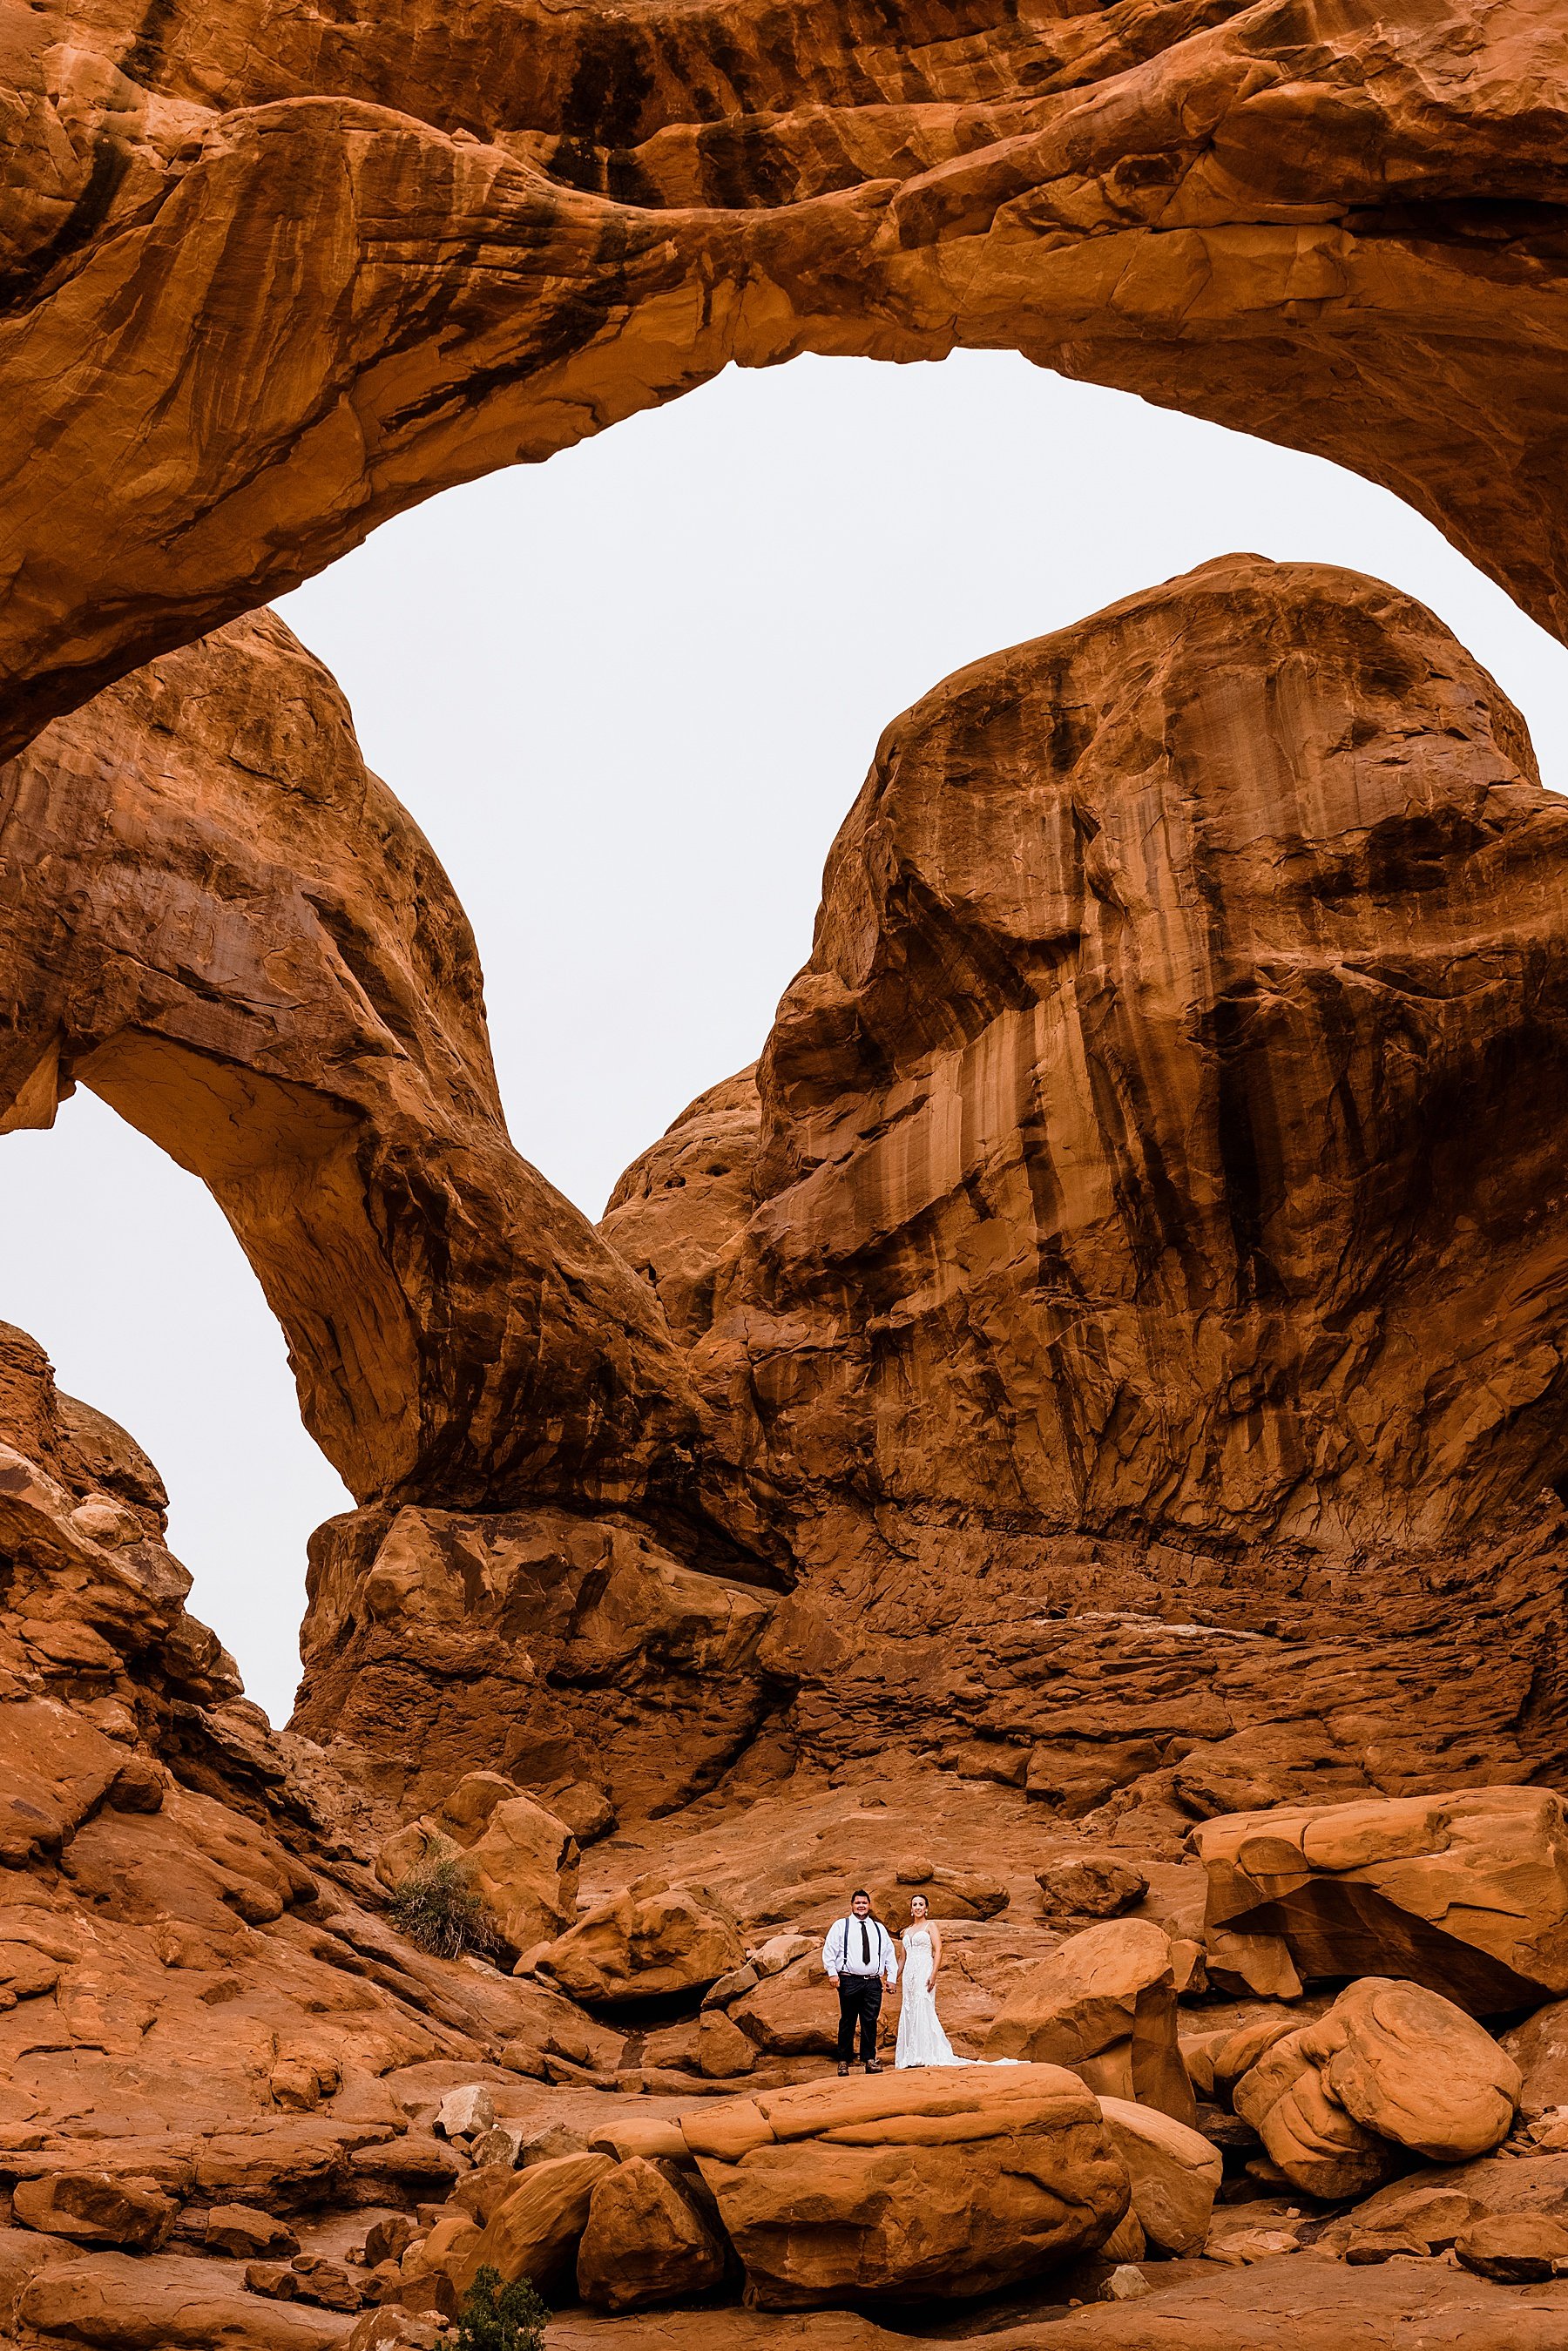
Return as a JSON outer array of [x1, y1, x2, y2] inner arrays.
[[823, 1888, 898, 2075]]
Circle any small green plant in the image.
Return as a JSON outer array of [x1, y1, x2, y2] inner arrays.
[[456, 2266, 547, 2351], [386, 1858, 502, 1962]]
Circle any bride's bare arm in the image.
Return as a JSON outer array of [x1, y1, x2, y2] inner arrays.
[[930, 1923, 943, 1975]]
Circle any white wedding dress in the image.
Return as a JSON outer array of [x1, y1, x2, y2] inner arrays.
[[896, 1926, 970, 2069]]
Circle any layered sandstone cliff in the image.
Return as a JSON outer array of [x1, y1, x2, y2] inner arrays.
[[5, 2, 1568, 2330], [608, 553, 1568, 1565], [296, 555, 1568, 1838]]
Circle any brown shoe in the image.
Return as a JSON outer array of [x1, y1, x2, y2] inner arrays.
[[836, 2062, 850, 2077], [865, 2060, 883, 2075]]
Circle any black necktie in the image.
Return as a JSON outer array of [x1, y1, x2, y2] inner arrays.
[[860, 1919, 870, 1967]]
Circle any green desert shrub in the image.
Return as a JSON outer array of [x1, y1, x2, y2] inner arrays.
[[385, 1857, 502, 1962], [456, 2266, 548, 2351]]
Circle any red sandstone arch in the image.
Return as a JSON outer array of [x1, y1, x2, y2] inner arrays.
[[0, 0, 1564, 760], [0, 605, 777, 1560]]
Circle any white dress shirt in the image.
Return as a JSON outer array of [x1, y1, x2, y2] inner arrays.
[[823, 1914, 898, 1984]]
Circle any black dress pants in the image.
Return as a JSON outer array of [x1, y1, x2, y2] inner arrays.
[[837, 1974, 883, 2064]]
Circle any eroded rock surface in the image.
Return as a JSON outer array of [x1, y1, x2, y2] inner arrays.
[[3, 0, 1567, 765], [615, 555, 1568, 1564], [0, 1323, 678, 2347], [374, 1773, 578, 1956], [985, 1921, 1195, 2126], [10, 539, 1564, 1897], [6, 144, 1568, 2327], [534, 1879, 747, 2007], [302, 1503, 781, 1821], [0, 606, 741, 1550], [682, 2067, 1129, 2307], [1233, 1976, 1521, 2198], [1195, 1787, 1568, 2010], [575, 556, 1568, 1834]]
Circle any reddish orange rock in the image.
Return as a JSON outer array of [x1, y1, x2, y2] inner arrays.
[[0, 607, 739, 1544], [1, 0, 1565, 762], [589, 556, 1568, 1813]]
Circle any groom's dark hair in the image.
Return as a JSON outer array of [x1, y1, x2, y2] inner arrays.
[[852, 1888, 871, 1902]]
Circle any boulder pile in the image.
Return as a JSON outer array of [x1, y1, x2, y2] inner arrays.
[[2, 1368, 1568, 2346], [375, 1773, 579, 1957], [1231, 1976, 1522, 2198]]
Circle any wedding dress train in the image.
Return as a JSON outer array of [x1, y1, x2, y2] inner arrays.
[[895, 1925, 970, 2068]]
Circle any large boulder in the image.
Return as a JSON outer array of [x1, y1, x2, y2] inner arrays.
[[725, 1954, 841, 2059], [375, 1771, 578, 1954], [434, 2152, 613, 2300], [1504, 1996, 1568, 2120], [1037, 1856, 1150, 1922], [869, 1861, 1008, 1924], [533, 1876, 745, 2004], [1347, 2149, 1568, 2246], [12, 2172, 175, 2250], [18, 2253, 356, 2348], [1233, 1977, 1520, 2199], [1193, 1789, 1568, 2011], [1098, 2098, 1221, 2257], [983, 1921, 1196, 2126], [681, 2065, 1129, 2307], [575, 2157, 727, 2312], [1456, 2214, 1568, 2284]]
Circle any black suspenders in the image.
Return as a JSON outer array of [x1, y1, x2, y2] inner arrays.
[[839, 1914, 882, 1970]]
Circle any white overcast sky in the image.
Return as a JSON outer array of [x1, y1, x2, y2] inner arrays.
[[4, 353, 1565, 1724]]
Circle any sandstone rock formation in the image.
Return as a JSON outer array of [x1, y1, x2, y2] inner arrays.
[[681, 2067, 1130, 2307], [612, 556, 1568, 1563], [7, 11, 1568, 2308], [303, 1503, 781, 1820], [1346, 2148, 1568, 2249], [984, 1921, 1196, 2126], [435, 2151, 612, 2300], [1195, 1787, 1568, 2010], [0, 1321, 702, 2347], [1096, 2098, 1220, 2260], [1456, 2213, 1568, 2284], [375, 1773, 578, 1956], [2, 0, 1566, 771], [0, 608, 747, 1548], [869, 1859, 1009, 1925], [575, 2156, 727, 2312], [533, 1877, 747, 2006], [1037, 1857, 1149, 1922], [1233, 1976, 1521, 2198], [294, 553, 1568, 1833], [568, 553, 1568, 1827], [1035, 2259, 1568, 2349]]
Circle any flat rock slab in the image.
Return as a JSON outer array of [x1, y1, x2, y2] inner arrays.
[[998, 2256, 1568, 2348], [550, 2315, 908, 2351], [17, 2251, 358, 2348]]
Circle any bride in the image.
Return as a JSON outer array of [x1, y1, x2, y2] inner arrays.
[[896, 1894, 970, 2068]]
